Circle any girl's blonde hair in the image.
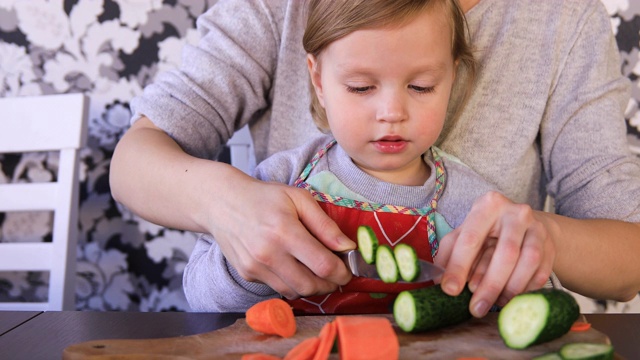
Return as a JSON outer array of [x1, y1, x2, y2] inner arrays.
[[303, 0, 476, 132]]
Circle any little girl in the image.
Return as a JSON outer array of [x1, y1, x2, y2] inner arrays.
[[184, 0, 500, 314]]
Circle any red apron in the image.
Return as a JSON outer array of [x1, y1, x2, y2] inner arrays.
[[286, 140, 446, 314]]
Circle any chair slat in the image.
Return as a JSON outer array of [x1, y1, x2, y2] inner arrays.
[[0, 183, 58, 211]]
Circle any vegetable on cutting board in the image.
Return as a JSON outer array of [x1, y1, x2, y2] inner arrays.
[[357, 225, 378, 264], [558, 343, 614, 360], [498, 288, 580, 349], [246, 298, 296, 338], [313, 320, 337, 360], [284, 337, 320, 360], [335, 316, 399, 360], [393, 284, 473, 333]]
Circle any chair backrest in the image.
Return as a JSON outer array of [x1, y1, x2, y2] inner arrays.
[[0, 93, 88, 311], [227, 125, 255, 174]]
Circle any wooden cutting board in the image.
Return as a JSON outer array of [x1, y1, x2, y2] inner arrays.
[[63, 314, 615, 360]]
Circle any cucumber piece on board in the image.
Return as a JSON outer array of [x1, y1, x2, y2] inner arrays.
[[559, 343, 614, 360], [498, 288, 580, 349], [375, 245, 398, 283], [357, 225, 378, 264], [393, 284, 472, 333], [393, 243, 420, 282]]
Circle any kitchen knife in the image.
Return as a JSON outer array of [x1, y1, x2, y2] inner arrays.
[[337, 249, 444, 283]]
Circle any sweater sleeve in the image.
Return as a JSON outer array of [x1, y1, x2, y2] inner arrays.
[[183, 234, 278, 312], [130, 0, 283, 160], [541, 0, 640, 222]]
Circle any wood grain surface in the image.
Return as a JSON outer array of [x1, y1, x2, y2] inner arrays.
[[63, 313, 613, 360]]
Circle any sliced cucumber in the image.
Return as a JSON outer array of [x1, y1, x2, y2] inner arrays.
[[559, 343, 614, 360], [393, 243, 420, 282], [393, 284, 472, 333], [375, 245, 398, 283], [357, 225, 379, 264], [498, 288, 580, 349]]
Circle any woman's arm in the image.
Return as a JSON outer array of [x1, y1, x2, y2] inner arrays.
[[110, 117, 355, 299]]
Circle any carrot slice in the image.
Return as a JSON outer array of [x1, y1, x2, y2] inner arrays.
[[241, 353, 282, 360], [570, 321, 592, 332], [284, 337, 321, 360], [335, 316, 399, 360], [246, 298, 296, 338], [313, 321, 337, 360]]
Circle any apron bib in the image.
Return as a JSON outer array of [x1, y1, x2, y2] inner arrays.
[[286, 140, 446, 314]]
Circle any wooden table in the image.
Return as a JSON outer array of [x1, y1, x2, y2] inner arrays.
[[0, 311, 637, 360]]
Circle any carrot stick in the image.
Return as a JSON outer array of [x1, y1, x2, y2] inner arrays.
[[241, 353, 282, 360], [284, 337, 321, 360], [335, 316, 399, 360], [246, 298, 297, 338], [313, 321, 337, 360], [570, 321, 592, 332]]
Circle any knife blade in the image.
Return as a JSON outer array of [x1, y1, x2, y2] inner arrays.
[[337, 250, 444, 283]]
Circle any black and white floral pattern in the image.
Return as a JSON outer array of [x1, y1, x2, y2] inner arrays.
[[1, 0, 639, 312]]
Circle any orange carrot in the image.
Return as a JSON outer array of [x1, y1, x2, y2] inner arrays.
[[241, 353, 282, 360], [313, 321, 337, 360], [246, 298, 296, 338], [284, 337, 321, 360], [335, 316, 399, 360], [570, 321, 592, 332]]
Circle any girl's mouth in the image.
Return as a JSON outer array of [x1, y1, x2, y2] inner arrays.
[[372, 136, 407, 153]]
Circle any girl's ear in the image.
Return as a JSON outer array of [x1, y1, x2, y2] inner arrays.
[[307, 54, 325, 107]]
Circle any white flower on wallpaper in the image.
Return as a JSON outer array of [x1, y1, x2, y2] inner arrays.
[[13, 0, 70, 50], [0, 42, 37, 96], [115, 0, 163, 28], [76, 242, 134, 311]]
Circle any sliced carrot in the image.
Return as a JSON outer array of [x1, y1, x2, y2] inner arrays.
[[246, 298, 296, 338], [335, 316, 399, 360], [284, 337, 320, 360], [241, 353, 282, 360], [570, 321, 592, 332], [313, 321, 337, 360]]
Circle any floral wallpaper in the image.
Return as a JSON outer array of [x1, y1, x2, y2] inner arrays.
[[1, 0, 639, 312]]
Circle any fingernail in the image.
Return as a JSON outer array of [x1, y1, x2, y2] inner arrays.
[[473, 300, 489, 317], [339, 236, 356, 250], [443, 279, 459, 295]]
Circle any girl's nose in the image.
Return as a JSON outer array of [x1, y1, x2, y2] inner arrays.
[[376, 91, 407, 123]]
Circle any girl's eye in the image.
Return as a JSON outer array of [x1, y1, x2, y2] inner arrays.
[[346, 86, 372, 94], [409, 85, 435, 94]]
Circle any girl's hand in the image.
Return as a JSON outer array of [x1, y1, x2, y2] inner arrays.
[[434, 191, 556, 318], [210, 177, 355, 299]]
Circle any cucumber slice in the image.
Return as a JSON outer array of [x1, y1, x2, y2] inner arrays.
[[559, 343, 614, 360], [393, 243, 420, 282], [393, 284, 472, 333], [498, 288, 580, 349], [375, 245, 398, 283], [357, 225, 378, 264]]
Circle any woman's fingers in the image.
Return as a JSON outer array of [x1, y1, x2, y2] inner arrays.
[[439, 191, 555, 318]]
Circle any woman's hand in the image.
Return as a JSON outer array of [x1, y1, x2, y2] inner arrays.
[[434, 191, 556, 318], [209, 177, 356, 299]]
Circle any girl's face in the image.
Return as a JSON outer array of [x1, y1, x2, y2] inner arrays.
[[308, 8, 457, 185]]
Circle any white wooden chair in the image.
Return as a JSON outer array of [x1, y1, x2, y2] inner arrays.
[[0, 93, 88, 311], [227, 125, 255, 174]]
